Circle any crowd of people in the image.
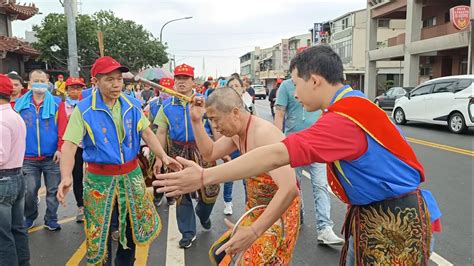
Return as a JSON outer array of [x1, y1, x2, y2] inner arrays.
[[0, 45, 441, 266]]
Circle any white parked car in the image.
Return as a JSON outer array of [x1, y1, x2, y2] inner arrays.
[[252, 85, 267, 100], [392, 75, 474, 134]]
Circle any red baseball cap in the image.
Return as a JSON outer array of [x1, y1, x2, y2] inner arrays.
[[91, 56, 129, 77], [159, 78, 175, 90], [296, 46, 308, 54], [207, 76, 213, 81], [58, 74, 64, 79], [0, 74, 13, 96], [174, 64, 194, 78], [66, 77, 86, 87], [276, 78, 283, 84]]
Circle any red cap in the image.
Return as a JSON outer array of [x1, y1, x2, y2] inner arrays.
[[207, 76, 213, 81], [58, 74, 64, 79], [296, 46, 308, 54], [91, 56, 129, 77], [174, 64, 194, 78], [0, 74, 13, 96], [276, 78, 283, 84], [66, 77, 86, 87], [159, 78, 174, 90]]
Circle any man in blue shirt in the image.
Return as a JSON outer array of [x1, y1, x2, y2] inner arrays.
[[274, 79, 343, 244]]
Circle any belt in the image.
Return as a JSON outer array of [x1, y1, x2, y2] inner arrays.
[[172, 140, 197, 147], [87, 158, 139, 175], [0, 167, 22, 176]]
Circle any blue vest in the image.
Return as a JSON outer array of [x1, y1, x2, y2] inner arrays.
[[20, 96, 61, 157], [77, 89, 142, 165], [149, 98, 162, 120], [81, 87, 95, 99], [161, 96, 212, 142], [330, 86, 441, 221]]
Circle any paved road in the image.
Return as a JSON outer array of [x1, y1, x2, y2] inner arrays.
[[28, 98, 473, 265]]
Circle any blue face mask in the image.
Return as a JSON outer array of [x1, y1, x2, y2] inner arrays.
[[31, 83, 49, 94]]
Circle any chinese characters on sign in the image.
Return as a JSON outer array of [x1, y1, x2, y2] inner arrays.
[[450, 5, 471, 30]]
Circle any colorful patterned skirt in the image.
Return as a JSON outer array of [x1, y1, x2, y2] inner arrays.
[[212, 174, 301, 265], [340, 190, 432, 266], [83, 166, 161, 264], [169, 140, 220, 204]]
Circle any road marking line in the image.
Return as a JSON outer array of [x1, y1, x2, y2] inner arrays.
[[65, 240, 86, 266], [407, 137, 473, 157], [430, 252, 454, 266], [38, 186, 46, 197], [136, 243, 151, 265], [28, 216, 76, 233], [166, 204, 185, 266], [301, 171, 453, 265]]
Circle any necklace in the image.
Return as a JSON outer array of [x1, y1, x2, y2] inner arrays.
[[238, 114, 252, 154]]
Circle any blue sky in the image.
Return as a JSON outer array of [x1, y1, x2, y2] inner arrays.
[[13, 0, 366, 77]]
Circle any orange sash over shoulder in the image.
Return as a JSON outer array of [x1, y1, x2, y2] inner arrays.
[[328, 96, 425, 181]]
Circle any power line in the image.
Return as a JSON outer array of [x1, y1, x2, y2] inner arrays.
[[172, 45, 255, 52]]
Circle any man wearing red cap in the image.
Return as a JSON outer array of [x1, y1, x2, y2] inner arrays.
[[0, 74, 30, 266], [154, 64, 219, 249], [14, 69, 68, 232], [57, 56, 181, 265]]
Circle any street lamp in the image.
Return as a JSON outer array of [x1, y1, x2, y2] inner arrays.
[[159, 16, 193, 43]]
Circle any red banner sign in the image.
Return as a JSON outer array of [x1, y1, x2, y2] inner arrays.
[[450, 5, 471, 30]]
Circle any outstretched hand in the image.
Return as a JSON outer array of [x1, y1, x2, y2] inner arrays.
[[153, 156, 204, 197]]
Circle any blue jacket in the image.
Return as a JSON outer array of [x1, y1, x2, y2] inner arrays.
[[18, 95, 62, 157], [161, 96, 212, 142], [77, 89, 143, 165], [149, 98, 162, 121]]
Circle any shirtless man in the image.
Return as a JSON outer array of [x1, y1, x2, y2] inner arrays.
[[156, 87, 300, 264]]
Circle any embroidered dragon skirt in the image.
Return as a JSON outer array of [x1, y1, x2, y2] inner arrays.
[[341, 190, 431, 266], [83, 166, 161, 264], [212, 174, 300, 265]]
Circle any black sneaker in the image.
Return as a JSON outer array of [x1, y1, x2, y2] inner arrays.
[[178, 235, 196, 249], [201, 218, 211, 231]]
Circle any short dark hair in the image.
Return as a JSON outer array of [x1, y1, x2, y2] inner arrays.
[[227, 77, 243, 87], [7, 73, 23, 83], [289, 45, 344, 85], [0, 93, 11, 102]]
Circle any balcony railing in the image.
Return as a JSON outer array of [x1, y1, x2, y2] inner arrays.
[[387, 22, 469, 47]]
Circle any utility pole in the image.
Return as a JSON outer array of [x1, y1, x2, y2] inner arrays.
[[469, 0, 473, 74], [64, 0, 79, 76]]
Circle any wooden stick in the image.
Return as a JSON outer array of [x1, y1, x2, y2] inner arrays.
[[134, 76, 192, 102], [97, 31, 104, 57]]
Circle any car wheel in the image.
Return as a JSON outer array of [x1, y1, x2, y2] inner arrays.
[[448, 112, 467, 134], [394, 108, 407, 125]]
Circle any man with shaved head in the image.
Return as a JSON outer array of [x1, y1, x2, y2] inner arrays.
[[162, 87, 301, 264]]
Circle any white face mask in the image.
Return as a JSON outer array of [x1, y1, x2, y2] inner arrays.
[[31, 83, 48, 94]]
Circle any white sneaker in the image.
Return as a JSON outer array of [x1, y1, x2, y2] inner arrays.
[[223, 202, 233, 215], [317, 227, 344, 245]]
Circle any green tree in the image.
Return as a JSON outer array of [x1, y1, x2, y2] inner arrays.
[[33, 11, 168, 78]]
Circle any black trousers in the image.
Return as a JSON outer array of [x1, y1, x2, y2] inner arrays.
[[105, 202, 136, 266], [72, 147, 84, 208]]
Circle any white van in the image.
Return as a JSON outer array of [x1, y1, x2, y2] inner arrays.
[[393, 75, 474, 134]]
